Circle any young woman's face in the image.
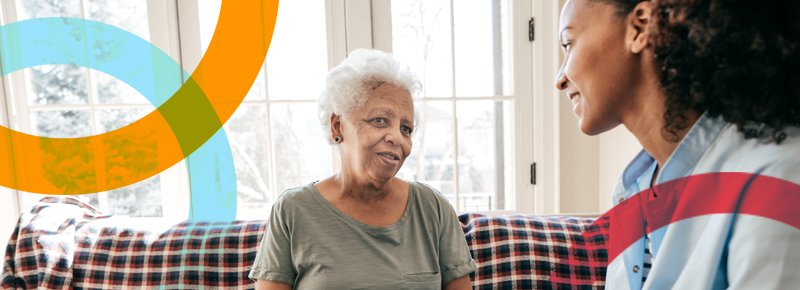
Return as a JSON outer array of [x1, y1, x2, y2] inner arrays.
[[556, 0, 640, 135]]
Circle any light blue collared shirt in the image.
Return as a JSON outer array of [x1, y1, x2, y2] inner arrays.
[[606, 112, 800, 290]]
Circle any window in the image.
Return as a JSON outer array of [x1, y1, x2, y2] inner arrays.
[[391, 0, 517, 212], [1, 1, 550, 225], [191, 0, 535, 216], [2, 0, 180, 217], [193, 0, 333, 220]]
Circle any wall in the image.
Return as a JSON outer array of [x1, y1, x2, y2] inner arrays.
[[558, 89, 601, 213], [598, 126, 641, 212]]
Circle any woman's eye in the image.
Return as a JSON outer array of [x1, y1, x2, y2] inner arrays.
[[373, 118, 386, 124], [402, 126, 412, 134]]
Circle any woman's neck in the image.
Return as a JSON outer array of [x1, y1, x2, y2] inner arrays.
[[622, 82, 700, 169], [330, 166, 396, 203]]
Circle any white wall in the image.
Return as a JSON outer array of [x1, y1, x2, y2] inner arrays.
[[558, 89, 600, 213], [598, 126, 641, 211]]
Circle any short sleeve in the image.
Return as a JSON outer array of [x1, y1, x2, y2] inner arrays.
[[248, 201, 296, 285], [437, 199, 477, 285]]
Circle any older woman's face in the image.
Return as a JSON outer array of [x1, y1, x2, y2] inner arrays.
[[555, 0, 638, 135], [340, 83, 414, 183]]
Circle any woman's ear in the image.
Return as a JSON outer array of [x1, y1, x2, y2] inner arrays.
[[330, 113, 343, 142], [627, 1, 654, 54]]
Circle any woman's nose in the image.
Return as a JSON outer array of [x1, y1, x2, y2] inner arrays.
[[385, 129, 402, 147], [555, 66, 569, 91]]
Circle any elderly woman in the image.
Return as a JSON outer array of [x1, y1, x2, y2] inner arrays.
[[249, 49, 476, 289], [557, 0, 800, 289]]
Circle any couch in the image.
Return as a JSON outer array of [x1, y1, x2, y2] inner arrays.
[[1, 197, 609, 289]]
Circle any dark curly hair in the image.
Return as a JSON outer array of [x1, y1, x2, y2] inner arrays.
[[593, 0, 800, 143]]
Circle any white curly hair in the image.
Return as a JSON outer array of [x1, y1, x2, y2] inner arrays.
[[317, 49, 421, 145]]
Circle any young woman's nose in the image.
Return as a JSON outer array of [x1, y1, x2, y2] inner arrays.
[[555, 65, 569, 91]]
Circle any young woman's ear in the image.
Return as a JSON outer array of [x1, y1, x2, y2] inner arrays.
[[627, 1, 654, 54]]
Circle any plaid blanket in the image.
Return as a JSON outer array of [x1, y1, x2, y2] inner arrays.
[[2, 198, 608, 289], [1, 197, 265, 289], [461, 213, 609, 289]]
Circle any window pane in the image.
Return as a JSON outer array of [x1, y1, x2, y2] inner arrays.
[[96, 107, 153, 133], [15, 0, 82, 20], [265, 1, 328, 100], [103, 175, 162, 217], [454, 0, 512, 97], [198, 1, 266, 102], [271, 103, 331, 195], [12, 0, 164, 217], [25, 65, 89, 106], [456, 100, 514, 211], [86, 0, 151, 104], [398, 101, 455, 204], [391, 0, 453, 98], [88, 0, 160, 217], [96, 108, 163, 217], [225, 105, 271, 220], [246, 65, 267, 101], [33, 110, 92, 138], [24, 110, 99, 208], [85, 0, 149, 41], [93, 70, 150, 104]]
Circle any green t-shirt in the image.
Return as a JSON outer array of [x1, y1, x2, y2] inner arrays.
[[248, 181, 477, 289]]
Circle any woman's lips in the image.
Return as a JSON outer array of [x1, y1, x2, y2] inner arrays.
[[377, 152, 400, 166], [569, 93, 580, 115], [569, 93, 580, 106]]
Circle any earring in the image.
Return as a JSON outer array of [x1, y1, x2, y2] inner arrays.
[[334, 136, 341, 142]]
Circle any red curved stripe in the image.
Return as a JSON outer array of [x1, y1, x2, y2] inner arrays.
[[590, 172, 800, 263]]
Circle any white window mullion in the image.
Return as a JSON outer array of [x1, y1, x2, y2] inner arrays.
[[80, 0, 110, 210], [155, 0, 192, 219], [0, 3, 21, 252], [262, 63, 278, 205], [325, 0, 346, 181], [343, 0, 372, 53], [1, 0, 38, 213], [326, 0, 348, 69], [265, 101, 277, 204], [448, 0, 461, 214], [370, 0, 392, 53]]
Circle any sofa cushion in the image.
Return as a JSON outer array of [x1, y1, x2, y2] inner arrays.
[[460, 213, 609, 289]]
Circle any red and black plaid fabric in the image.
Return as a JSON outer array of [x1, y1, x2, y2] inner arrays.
[[2, 198, 610, 289], [460, 213, 610, 290], [1, 197, 266, 289]]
